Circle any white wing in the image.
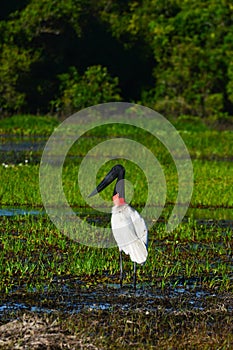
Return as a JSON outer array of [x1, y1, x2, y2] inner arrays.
[[129, 206, 148, 248], [111, 204, 148, 264]]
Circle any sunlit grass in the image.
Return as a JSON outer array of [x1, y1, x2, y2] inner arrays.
[[0, 165, 40, 206], [0, 159, 232, 210], [0, 115, 59, 136], [0, 215, 232, 293], [0, 116, 232, 295]]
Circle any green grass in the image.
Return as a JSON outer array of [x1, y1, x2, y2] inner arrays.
[[0, 165, 40, 206], [0, 159, 232, 209], [0, 115, 232, 294], [0, 115, 232, 349], [0, 214, 119, 293], [0, 115, 59, 136], [0, 116, 231, 212], [0, 214, 232, 293]]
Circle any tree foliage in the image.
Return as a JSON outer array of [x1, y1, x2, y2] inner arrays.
[[0, 0, 233, 117], [53, 65, 122, 114], [98, 0, 233, 117]]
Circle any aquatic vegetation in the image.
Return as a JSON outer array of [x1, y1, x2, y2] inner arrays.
[[0, 115, 232, 348], [0, 115, 232, 293], [0, 158, 232, 211], [0, 115, 232, 209], [0, 214, 232, 348], [0, 214, 232, 294], [0, 165, 40, 206]]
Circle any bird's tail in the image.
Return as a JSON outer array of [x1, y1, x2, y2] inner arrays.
[[121, 240, 148, 264]]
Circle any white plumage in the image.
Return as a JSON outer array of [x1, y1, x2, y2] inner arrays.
[[111, 204, 148, 264]]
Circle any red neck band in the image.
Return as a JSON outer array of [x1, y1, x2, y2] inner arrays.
[[112, 193, 126, 206]]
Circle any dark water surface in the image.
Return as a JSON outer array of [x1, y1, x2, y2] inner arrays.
[[1, 279, 232, 320]]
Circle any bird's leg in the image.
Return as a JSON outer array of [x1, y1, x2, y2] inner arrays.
[[133, 262, 137, 291], [119, 250, 123, 288]]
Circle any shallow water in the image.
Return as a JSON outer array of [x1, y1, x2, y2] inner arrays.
[[1, 279, 229, 318], [0, 137, 46, 152], [0, 208, 44, 216]]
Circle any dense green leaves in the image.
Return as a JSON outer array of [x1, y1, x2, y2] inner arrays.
[[0, 0, 233, 117], [53, 65, 122, 113], [100, 0, 233, 117]]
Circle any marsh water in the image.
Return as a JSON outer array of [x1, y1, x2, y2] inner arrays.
[[1, 279, 232, 318]]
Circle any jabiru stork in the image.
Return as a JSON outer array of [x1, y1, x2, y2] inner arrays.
[[89, 164, 148, 290]]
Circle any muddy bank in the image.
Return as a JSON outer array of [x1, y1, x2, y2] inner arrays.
[[0, 292, 232, 349], [1, 284, 233, 317], [0, 282, 232, 349]]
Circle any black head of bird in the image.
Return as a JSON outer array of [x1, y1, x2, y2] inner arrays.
[[88, 164, 125, 200]]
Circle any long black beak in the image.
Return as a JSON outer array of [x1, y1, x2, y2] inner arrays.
[[88, 164, 125, 198]]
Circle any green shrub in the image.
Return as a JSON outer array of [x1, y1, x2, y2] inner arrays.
[[52, 65, 122, 114]]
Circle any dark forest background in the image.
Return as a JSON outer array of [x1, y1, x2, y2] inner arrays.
[[0, 0, 233, 119]]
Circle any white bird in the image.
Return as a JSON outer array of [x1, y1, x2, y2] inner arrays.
[[89, 164, 148, 289]]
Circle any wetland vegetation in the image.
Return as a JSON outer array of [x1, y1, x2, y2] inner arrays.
[[1, 1, 233, 347], [0, 114, 232, 349]]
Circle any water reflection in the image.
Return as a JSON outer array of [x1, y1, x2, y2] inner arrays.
[[0, 208, 44, 216]]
